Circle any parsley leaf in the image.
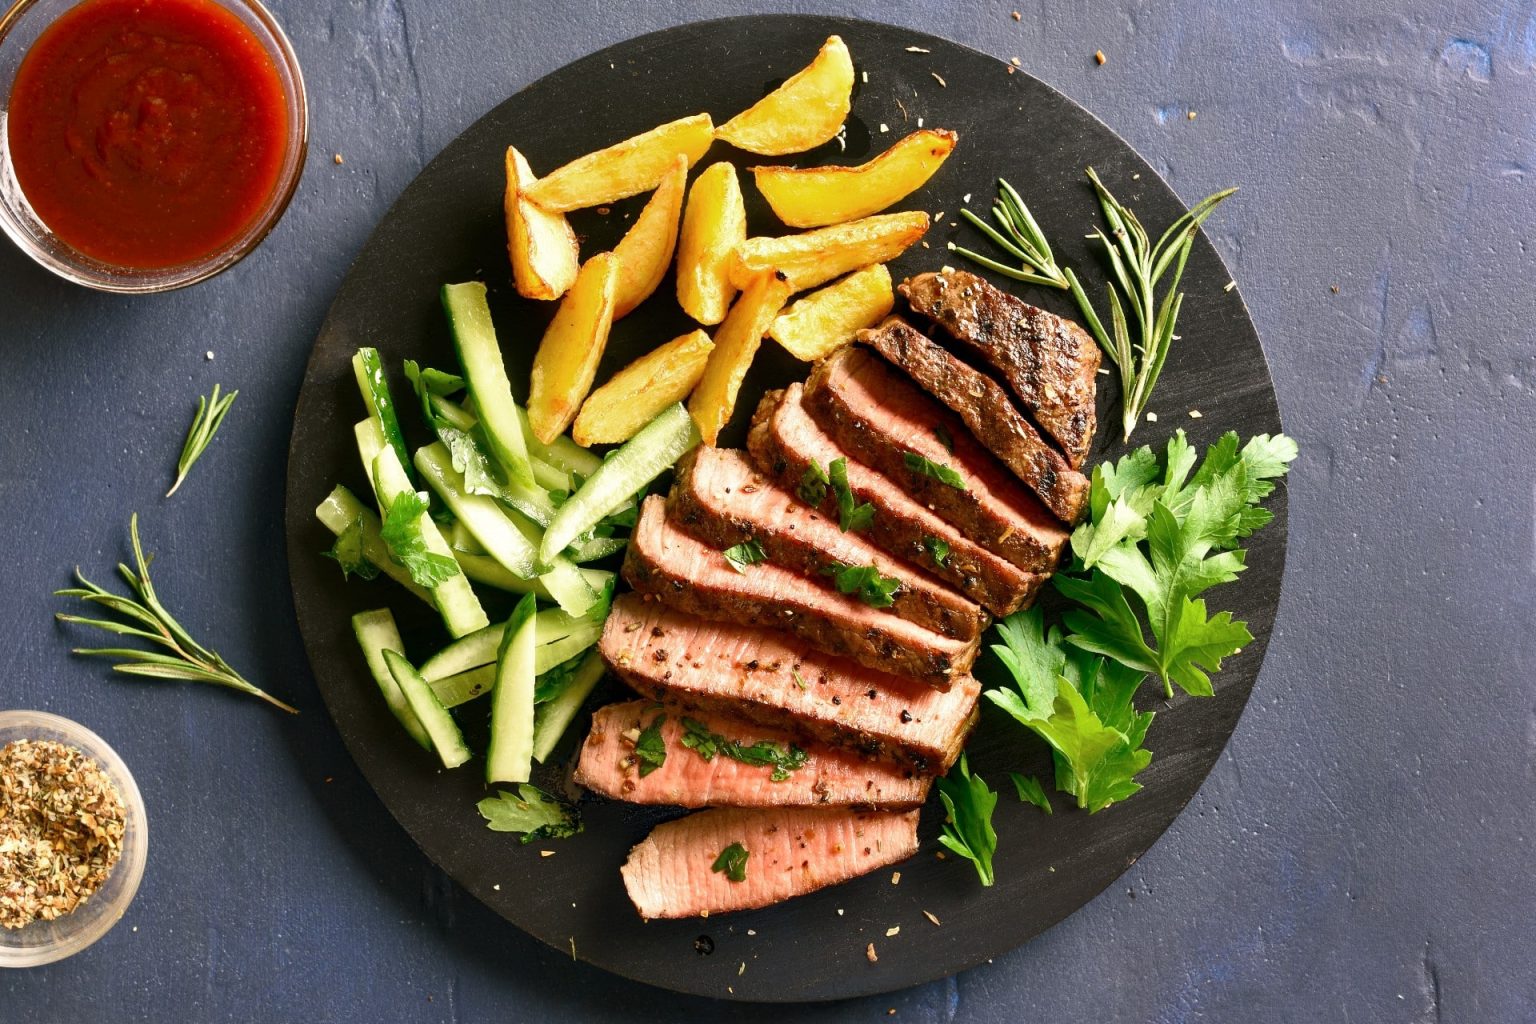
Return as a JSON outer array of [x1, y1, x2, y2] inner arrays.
[[403, 359, 465, 426], [722, 539, 768, 573], [903, 451, 967, 490], [323, 516, 379, 581], [533, 653, 584, 705], [922, 535, 951, 566], [798, 459, 829, 506], [477, 784, 582, 843], [679, 717, 809, 781], [1008, 773, 1053, 815], [936, 753, 997, 886], [633, 711, 668, 777], [828, 458, 875, 531], [379, 490, 461, 588], [711, 842, 749, 883], [824, 563, 902, 608]]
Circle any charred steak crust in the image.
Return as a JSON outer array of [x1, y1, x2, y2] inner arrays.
[[856, 316, 1090, 524], [746, 386, 1044, 616], [667, 447, 987, 642], [900, 269, 1100, 468]]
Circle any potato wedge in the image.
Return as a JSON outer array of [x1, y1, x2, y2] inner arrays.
[[504, 147, 579, 300], [676, 161, 747, 325], [730, 211, 929, 293], [688, 270, 792, 444], [573, 330, 715, 446], [528, 252, 620, 443], [715, 36, 853, 156], [612, 154, 687, 318], [524, 113, 714, 213], [753, 129, 958, 228], [769, 264, 894, 361]]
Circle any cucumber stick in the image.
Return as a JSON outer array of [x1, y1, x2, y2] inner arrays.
[[315, 485, 431, 603], [540, 402, 700, 563], [442, 282, 536, 490], [432, 395, 571, 493], [352, 348, 412, 482], [383, 650, 472, 769], [351, 609, 431, 750], [414, 443, 539, 579], [487, 593, 539, 784], [514, 403, 602, 478], [428, 631, 601, 709], [453, 551, 611, 603], [421, 608, 600, 682], [532, 650, 606, 763]]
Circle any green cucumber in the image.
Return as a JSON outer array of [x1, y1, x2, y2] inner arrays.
[[447, 519, 485, 556], [565, 534, 628, 563], [430, 665, 494, 708], [414, 443, 539, 580], [540, 402, 699, 563], [352, 348, 412, 482], [487, 593, 539, 783], [442, 282, 536, 489], [316, 485, 431, 603], [421, 609, 604, 683], [532, 650, 607, 763], [355, 418, 388, 505], [514, 403, 602, 478], [351, 609, 431, 750], [433, 395, 571, 493], [383, 650, 471, 769]]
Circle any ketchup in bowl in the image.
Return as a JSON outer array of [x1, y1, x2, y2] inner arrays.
[[6, 0, 293, 270]]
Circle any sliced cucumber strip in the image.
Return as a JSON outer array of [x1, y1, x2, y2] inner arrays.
[[351, 609, 431, 750], [442, 282, 536, 489], [383, 650, 471, 769], [540, 402, 699, 563], [355, 418, 388, 505], [316, 485, 431, 603], [420, 608, 604, 683], [537, 559, 600, 616], [514, 403, 602, 478], [487, 593, 539, 784], [415, 443, 539, 580], [352, 348, 412, 481], [430, 665, 494, 708], [565, 534, 628, 563], [433, 395, 571, 492], [447, 519, 485, 556], [532, 650, 607, 763]]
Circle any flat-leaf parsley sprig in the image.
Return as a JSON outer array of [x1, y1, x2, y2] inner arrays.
[[167, 384, 238, 497]]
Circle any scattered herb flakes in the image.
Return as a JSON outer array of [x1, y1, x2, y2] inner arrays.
[[903, 451, 967, 490], [633, 712, 668, 777], [936, 753, 998, 886], [826, 458, 875, 532], [379, 490, 461, 588], [323, 516, 379, 581], [792, 668, 810, 692], [922, 535, 951, 566], [478, 784, 581, 842], [890, 871, 901, 886], [798, 459, 830, 506], [824, 563, 902, 609], [866, 942, 879, 963], [1008, 773, 1054, 815], [722, 539, 768, 574], [923, 910, 942, 927], [711, 842, 749, 883], [680, 718, 808, 782]]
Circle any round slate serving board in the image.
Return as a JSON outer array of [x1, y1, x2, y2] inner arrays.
[[285, 14, 1286, 1002]]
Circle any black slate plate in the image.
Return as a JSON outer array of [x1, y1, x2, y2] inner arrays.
[[284, 14, 1286, 1002]]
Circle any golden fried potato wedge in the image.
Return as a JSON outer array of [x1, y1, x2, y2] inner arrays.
[[573, 329, 715, 446], [688, 270, 792, 444], [676, 161, 747, 325], [528, 252, 620, 443], [524, 113, 714, 213], [769, 264, 894, 361], [611, 153, 687, 318], [505, 146, 579, 300], [730, 211, 929, 293], [753, 129, 958, 228], [716, 36, 853, 156]]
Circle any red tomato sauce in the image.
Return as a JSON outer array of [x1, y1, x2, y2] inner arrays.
[[6, 0, 290, 269]]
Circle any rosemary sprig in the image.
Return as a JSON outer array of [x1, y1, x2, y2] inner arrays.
[[55, 514, 296, 713], [167, 384, 238, 497], [950, 178, 1069, 289], [1064, 168, 1237, 442]]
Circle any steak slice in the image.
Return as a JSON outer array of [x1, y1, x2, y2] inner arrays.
[[624, 495, 977, 685], [857, 316, 1089, 523], [575, 699, 929, 810], [804, 346, 1071, 565], [668, 446, 986, 642], [599, 595, 978, 772], [747, 386, 1045, 615], [901, 269, 1099, 467], [621, 805, 919, 919]]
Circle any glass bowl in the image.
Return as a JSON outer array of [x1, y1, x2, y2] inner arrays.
[[0, 0, 308, 293], [0, 710, 148, 967]]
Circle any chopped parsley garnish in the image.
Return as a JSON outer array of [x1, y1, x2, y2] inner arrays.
[[711, 842, 749, 883], [903, 451, 967, 490], [633, 712, 668, 777], [1008, 773, 1053, 815], [922, 535, 951, 566], [936, 753, 997, 886], [477, 784, 582, 843], [533, 653, 585, 705], [722, 539, 768, 573], [378, 490, 461, 587], [323, 516, 379, 581], [824, 563, 901, 609], [827, 457, 874, 532], [680, 717, 809, 781], [792, 668, 809, 691], [797, 459, 830, 506]]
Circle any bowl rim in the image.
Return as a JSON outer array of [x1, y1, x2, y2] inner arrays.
[[0, 0, 309, 293]]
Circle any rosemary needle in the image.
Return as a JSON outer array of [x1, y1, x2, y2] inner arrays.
[[55, 513, 296, 714], [950, 178, 1070, 289], [167, 384, 238, 497]]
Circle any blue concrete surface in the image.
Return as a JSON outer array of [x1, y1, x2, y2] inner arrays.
[[3, 1, 1533, 1020]]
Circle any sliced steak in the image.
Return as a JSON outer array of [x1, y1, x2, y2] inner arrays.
[[856, 316, 1089, 523], [624, 495, 977, 685], [901, 269, 1099, 467], [668, 446, 986, 642], [804, 346, 1071, 564], [621, 805, 919, 919], [746, 386, 1045, 615], [599, 595, 978, 772], [575, 699, 929, 810]]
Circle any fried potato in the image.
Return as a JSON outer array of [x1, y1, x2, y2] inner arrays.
[[528, 252, 620, 443], [715, 36, 854, 156], [524, 113, 714, 213], [573, 329, 715, 446], [753, 129, 958, 228], [611, 153, 687, 318], [504, 146, 579, 300], [676, 161, 747, 325], [688, 270, 792, 444], [730, 211, 929, 293], [769, 264, 894, 361]]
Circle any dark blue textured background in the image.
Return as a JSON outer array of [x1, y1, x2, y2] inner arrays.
[[4, 1, 1533, 1020]]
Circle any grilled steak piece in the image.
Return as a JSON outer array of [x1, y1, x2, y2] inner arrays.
[[747, 386, 1045, 615], [599, 595, 979, 771], [804, 346, 1071, 565], [621, 806, 920, 919], [575, 699, 929, 810], [857, 316, 1090, 523], [624, 495, 977, 685], [668, 446, 986, 642], [901, 269, 1099, 467]]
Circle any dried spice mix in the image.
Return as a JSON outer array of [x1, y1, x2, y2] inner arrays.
[[0, 739, 126, 929]]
